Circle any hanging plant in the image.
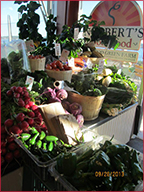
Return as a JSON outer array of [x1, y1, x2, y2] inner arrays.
[[14, 1, 44, 43]]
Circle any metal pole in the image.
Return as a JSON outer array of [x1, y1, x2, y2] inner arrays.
[[7, 15, 12, 42], [38, 1, 47, 24]]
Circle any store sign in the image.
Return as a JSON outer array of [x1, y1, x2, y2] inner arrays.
[[90, 1, 143, 50], [97, 49, 139, 63]]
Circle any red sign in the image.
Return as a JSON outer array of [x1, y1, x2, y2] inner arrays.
[[91, 1, 143, 50]]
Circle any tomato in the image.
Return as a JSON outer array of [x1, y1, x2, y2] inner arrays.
[[55, 68, 60, 71], [46, 64, 52, 70], [51, 62, 57, 69]]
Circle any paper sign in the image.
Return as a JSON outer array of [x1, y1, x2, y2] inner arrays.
[[97, 60, 104, 74], [68, 57, 75, 67], [25, 40, 35, 52], [86, 58, 93, 69], [74, 28, 79, 40], [59, 49, 70, 62], [25, 75, 34, 91], [55, 43, 61, 56]]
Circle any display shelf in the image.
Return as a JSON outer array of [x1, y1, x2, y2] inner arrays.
[[82, 102, 138, 143]]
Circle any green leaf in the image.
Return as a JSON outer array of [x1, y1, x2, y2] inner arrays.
[[114, 42, 120, 50], [21, 13, 27, 21], [14, 1, 23, 4], [98, 21, 105, 26], [17, 19, 24, 27], [18, 5, 27, 14], [27, 1, 41, 11]]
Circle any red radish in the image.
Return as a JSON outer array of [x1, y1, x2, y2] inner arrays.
[[1, 125, 7, 134], [31, 105, 38, 111], [1, 148, 7, 155], [1, 141, 7, 148], [20, 121, 29, 130], [25, 104, 30, 109], [35, 117, 43, 125], [27, 118, 34, 126], [24, 97, 30, 104], [11, 86, 16, 92], [20, 91, 24, 96], [9, 125, 23, 134], [23, 87, 27, 91], [28, 101, 35, 107], [16, 113, 25, 122], [4, 119, 14, 127], [6, 136, 14, 143], [14, 92, 20, 98], [5, 152, 14, 163], [8, 142, 17, 151], [34, 125, 41, 132], [34, 110, 41, 117], [6, 90, 13, 96], [13, 149, 21, 158], [18, 99, 25, 107], [23, 91, 29, 97], [15, 86, 23, 93], [27, 111, 35, 118]]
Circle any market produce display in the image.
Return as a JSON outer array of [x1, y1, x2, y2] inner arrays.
[[16, 128, 73, 162], [56, 138, 143, 191]]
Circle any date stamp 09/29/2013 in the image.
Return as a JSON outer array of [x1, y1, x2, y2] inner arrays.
[[95, 171, 124, 177]]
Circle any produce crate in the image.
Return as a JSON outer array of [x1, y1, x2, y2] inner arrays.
[[14, 137, 57, 181], [22, 164, 56, 191], [14, 136, 81, 182], [48, 135, 143, 191]]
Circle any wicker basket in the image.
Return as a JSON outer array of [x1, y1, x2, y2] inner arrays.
[[67, 91, 105, 121], [29, 57, 46, 72], [46, 69, 72, 82]]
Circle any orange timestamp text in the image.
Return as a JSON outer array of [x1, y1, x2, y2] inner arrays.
[[95, 171, 124, 177]]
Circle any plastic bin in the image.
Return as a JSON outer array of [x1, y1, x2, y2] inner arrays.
[[14, 137, 57, 181], [48, 135, 143, 191]]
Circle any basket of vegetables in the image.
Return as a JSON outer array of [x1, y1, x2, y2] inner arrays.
[[45, 60, 72, 82], [65, 71, 107, 121], [28, 55, 46, 72]]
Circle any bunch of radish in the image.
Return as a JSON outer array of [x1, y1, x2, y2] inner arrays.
[[1, 125, 21, 167], [1, 86, 48, 167]]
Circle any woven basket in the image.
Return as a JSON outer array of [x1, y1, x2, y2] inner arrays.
[[46, 69, 72, 82], [29, 57, 46, 72], [67, 91, 105, 121]]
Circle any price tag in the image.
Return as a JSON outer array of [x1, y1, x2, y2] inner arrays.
[[68, 57, 75, 67], [25, 40, 35, 52], [59, 49, 70, 62], [25, 75, 34, 91], [55, 43, 61, 56], [74, 28, 79, 40], [87, 58, 93, 69], [97, 60, 104, 74]]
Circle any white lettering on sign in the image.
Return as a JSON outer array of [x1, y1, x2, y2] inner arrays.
[[97, 49, 139, 63]]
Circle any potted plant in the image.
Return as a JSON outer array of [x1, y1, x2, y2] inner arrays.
[[15, 1, 44, 43], [56, 14, 119, 59]]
